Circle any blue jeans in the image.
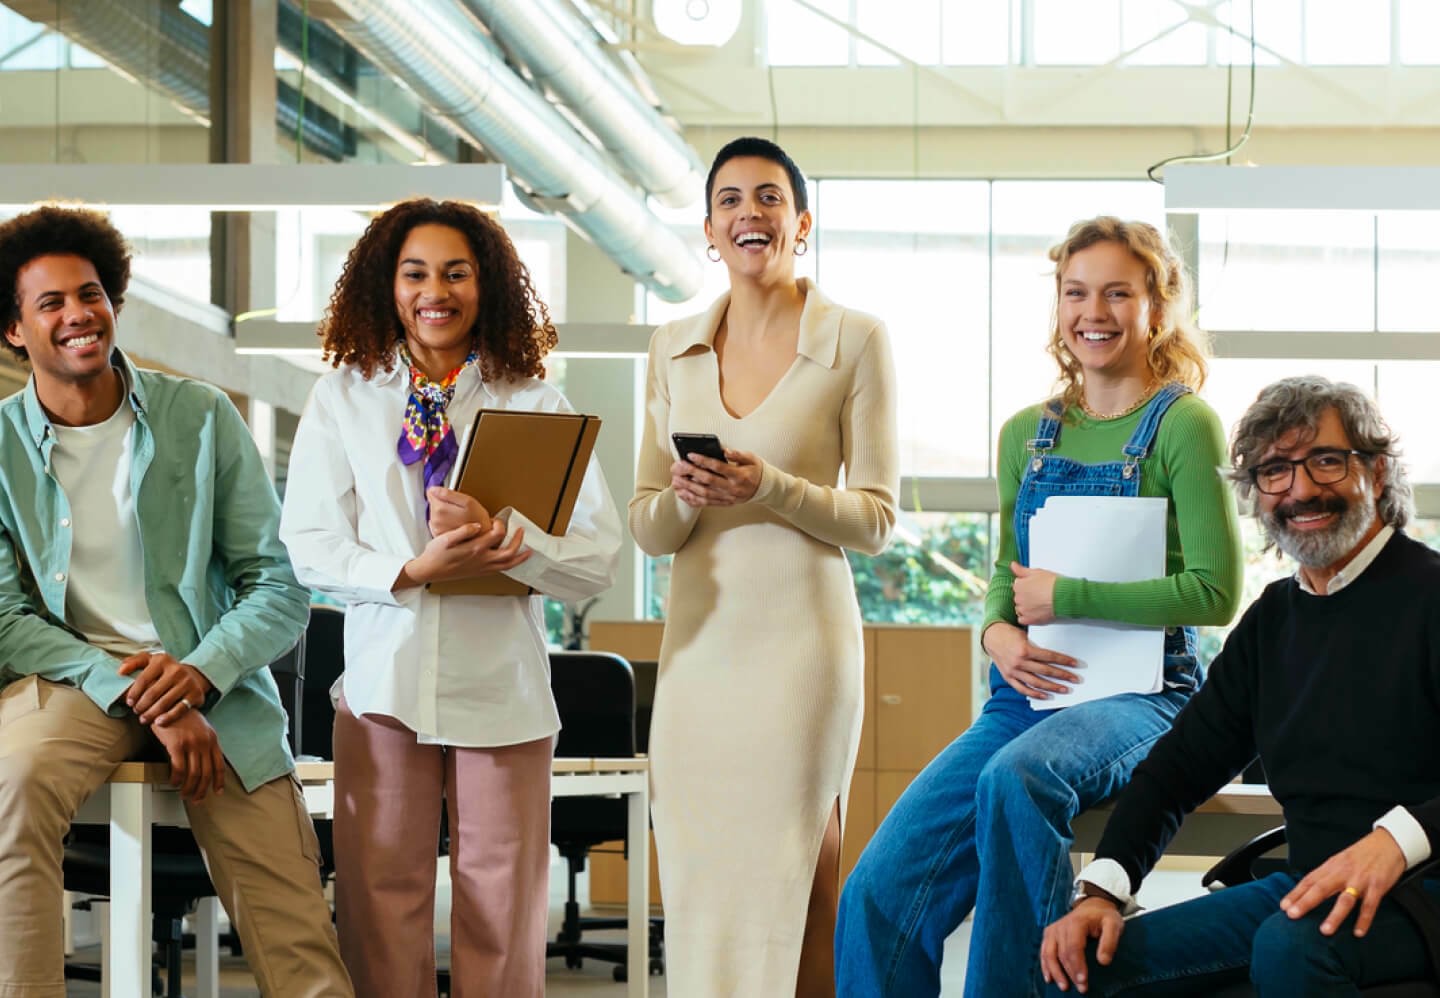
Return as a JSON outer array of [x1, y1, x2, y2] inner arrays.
[[1069, 872, 1440, 996], [836, 675, 1192, 998]]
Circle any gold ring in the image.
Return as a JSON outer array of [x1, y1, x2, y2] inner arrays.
[[1343, 886, 1361, 899], [180, 698, 195, 711]]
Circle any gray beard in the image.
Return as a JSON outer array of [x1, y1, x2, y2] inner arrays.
[[1261, 490, 1377, 569]]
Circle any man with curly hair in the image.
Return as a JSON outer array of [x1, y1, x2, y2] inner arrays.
[[0, 205, 353, 996], [1041, 376, 1440, 995]]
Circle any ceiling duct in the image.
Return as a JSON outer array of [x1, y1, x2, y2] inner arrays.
[[463, 0, 703, 209], [311, 0, 702, 302]]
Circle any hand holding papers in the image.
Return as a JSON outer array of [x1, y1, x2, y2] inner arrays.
[[1026, 496, 1168, 711]]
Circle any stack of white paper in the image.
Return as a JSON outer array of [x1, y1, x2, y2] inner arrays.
[[1026, 495, 1168, 711]]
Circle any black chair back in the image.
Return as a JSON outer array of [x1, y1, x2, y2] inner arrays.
[[551, 651, 636, 759], [301, 604, 346, 760], [269, 636, 305, 755]]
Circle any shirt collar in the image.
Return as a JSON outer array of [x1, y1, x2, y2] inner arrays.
[[375, 345, 500, 402], [666, 278, 843, 369], [21, 346, 144, 447], [1296, 523, 1395, 596]]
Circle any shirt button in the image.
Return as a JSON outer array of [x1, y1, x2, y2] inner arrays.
[[54, 572, 66, 583], [60, 518, 71, 528]]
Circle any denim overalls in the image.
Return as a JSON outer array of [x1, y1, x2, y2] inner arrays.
[[995, 379, 1200, 694], [836, 383, 1204, 998]]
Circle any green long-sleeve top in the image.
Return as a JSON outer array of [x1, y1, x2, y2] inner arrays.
[[982, 394, 1243, 639]]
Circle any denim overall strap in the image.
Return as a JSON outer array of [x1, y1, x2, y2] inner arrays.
[[1026, 399, 1065, 462], [1117, 382, 1191, 482], [1009, 381, 1201, 675]]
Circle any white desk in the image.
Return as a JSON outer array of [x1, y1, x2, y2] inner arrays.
[[74, 756, 651, 998]]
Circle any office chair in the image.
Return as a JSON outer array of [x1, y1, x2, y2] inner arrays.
[[1200, 826, 1440, 998], [546, 650, 664, 983], [63, 639, 307, 996]]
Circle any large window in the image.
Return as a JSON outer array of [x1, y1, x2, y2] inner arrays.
[[639, 176, 1440, 630]]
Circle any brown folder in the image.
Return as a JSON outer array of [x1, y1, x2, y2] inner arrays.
[[428, 408, 602, 597]]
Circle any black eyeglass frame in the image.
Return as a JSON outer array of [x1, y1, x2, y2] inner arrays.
[[1248, 448, 1371, 495]]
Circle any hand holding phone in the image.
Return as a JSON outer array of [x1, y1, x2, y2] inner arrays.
[[671, 432, 728, 464]]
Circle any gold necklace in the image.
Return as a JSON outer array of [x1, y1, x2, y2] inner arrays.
[[1079, 381, 1158, 420]]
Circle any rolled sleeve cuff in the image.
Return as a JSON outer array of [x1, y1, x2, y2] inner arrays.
[[1076, 858, 1140, 916], [349, 549, 409, 606], [1376, 807, 1432, 870]]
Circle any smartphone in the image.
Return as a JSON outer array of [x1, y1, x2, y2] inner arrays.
[[671, 432, 728, 464]]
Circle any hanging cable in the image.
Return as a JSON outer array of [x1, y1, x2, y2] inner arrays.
[[1147, 0, 1257, 183]]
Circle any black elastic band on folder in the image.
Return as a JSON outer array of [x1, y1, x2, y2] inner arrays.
[[545, 416, 591, 532]]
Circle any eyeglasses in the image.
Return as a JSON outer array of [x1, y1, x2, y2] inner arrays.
[[1249, 448, 1369, 495]]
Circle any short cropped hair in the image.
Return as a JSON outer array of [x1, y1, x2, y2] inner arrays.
[[704, 137, 809, 217]]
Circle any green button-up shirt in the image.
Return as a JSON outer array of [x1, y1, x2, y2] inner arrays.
[[0, 351, 307, 791]]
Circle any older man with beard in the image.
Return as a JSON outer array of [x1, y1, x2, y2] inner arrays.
[[1039, 375, 1440, 996]]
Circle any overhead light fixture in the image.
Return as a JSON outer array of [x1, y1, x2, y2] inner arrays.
[[1166, 165, 1440, 213], [0, 163, 506, 212]]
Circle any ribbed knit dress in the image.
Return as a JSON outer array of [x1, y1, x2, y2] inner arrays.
[[629, 280, 899, 996]]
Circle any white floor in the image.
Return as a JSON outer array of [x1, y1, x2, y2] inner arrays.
[[64, 857, 1209, 995]]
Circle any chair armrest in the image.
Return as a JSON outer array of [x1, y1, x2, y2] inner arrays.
[[1201, 826, 1288, 891]]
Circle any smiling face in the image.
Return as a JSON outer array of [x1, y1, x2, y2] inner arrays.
[[393, 223, 481, 378], [703, 155, 811, 284], [1256, 406, 1385, 570], [5, 253, 117, 390], [1057, 240, 1154, 385]]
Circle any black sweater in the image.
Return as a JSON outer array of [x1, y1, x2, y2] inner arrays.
[[1096, 530, 1440, 892]]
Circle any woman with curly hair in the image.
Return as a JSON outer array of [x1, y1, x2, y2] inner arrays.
[[280, 198, 621, 997]]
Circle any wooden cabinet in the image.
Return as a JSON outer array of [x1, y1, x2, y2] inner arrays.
[[847, 625, 972, 884], [583, 620, 974, 905]]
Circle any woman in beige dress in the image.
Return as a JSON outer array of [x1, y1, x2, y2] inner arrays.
[[630, 136, 899, 996]]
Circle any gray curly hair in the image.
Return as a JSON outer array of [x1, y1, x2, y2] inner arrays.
[[1228, 375, 1412, 529]]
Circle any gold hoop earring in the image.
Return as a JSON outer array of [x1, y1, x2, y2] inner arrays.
[[794, 237, 809, 257], [706, 245, 721, 263]]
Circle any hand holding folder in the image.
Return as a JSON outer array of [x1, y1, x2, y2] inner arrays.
[[429, 408, 602, 596]]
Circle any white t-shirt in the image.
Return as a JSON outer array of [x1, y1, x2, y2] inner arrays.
[[50, 396, 161, 657]]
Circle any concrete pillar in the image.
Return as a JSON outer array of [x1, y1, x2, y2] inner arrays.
[[209, 0, 280, 454]]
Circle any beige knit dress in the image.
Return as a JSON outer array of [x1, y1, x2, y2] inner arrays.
[[629, 280, 899, 996]]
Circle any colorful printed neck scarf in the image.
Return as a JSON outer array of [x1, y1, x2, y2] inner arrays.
[[396, 343, 480, 496]]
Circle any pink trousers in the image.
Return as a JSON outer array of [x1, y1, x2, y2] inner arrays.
[[332, 699, 553, 998]]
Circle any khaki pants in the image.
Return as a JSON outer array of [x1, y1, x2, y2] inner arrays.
[[0, 676, 353, 998], [332, 697, 553, 998]]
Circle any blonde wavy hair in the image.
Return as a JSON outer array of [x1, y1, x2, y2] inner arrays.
[[1045, 216, 1210, 416]]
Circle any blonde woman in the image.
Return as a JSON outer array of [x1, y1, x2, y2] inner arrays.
[[837, 217, 1243, 998]]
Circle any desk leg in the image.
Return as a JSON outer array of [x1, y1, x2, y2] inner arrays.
[[94, 900, 110, 998], [195, 895, 220, 998], [626, 778, 650, 998], [108, 783, 152, 995]]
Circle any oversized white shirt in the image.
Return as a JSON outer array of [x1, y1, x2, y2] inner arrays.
[[279, 356, 622, 747]]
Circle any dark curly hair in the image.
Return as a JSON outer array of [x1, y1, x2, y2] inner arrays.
[[320, 199, 557, 381], [0, 205, 131, 361]]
